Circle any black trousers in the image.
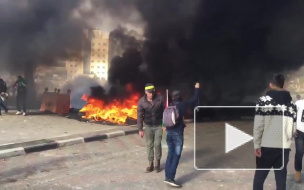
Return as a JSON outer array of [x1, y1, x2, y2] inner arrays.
[[253, 147, 290, 190], [16, 92, 26, 113]]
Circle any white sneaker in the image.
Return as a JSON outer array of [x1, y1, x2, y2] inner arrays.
[[22, 112, 26, 116], [16, 111, 22, 115]]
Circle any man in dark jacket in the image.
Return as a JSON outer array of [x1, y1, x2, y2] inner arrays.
[[137, 83, 166, 173], [15, 76, 27, 116], [164, 82, 200, 187], [0, 78, 8, 115]]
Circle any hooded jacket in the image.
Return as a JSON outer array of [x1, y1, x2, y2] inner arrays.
[[166, 88, 200, 133], [253, 90, 297, 149]]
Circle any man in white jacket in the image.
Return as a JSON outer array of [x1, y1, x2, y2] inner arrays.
[[294, 95, 304, 182], [253, 74, 297, 190]]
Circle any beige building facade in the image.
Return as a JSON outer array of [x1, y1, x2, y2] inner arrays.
[[65, 58, 84, 80], [89, 29, 109, 80]]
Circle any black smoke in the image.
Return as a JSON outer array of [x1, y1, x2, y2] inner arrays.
[[108, 27, 147, 93], [2, 0, 304, 105], [130, 0, 304, 105]]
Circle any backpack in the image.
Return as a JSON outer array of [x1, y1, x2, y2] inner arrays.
[[163, 104, 180, 127]]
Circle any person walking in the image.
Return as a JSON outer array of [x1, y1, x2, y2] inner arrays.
[[15, 76, 27, 116], [253, 74, 297, 190], [294, 93, 304, 182], [0, 78, 8, 115], [137, 83, 166, 173]]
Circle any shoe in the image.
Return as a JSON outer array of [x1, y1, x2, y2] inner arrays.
[[22, 112, 26, 116], [295, 171, 301, 183], [155, 160, 161, 173], [164, 178, 182, 187], [16, 111, 22, 115], [145, 161, 154, 173]]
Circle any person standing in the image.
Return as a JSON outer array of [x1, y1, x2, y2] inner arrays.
[[0, 78, 8, 115], [253, 74, 297, 190], [15, 76, 27, 116], [296, 94, 302, 101], [294, 94, 304, 182], [137, 83, 166, 173], [163, 83, 200, 187]]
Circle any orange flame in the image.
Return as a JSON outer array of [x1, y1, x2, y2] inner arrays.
[[79, 93, 139, 124], [81, 94, 88, 101]]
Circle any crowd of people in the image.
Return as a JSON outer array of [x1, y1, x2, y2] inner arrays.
[[0, 76, 28, 116], [137, 75, 304, 189]]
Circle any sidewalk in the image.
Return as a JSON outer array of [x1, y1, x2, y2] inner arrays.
[[0, 111, 138, 158]]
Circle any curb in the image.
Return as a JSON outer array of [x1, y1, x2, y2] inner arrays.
[[0, 127, 139, 159]]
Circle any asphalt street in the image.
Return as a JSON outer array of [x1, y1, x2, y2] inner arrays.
[[0, 123, 303, 190]]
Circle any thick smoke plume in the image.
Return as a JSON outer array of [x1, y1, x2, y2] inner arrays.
[[134, 0, 304, 104], [1, 0, 304, 105], [0, 0, 143, 72]]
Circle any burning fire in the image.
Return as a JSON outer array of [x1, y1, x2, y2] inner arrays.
[[80, 93, 139, 124]]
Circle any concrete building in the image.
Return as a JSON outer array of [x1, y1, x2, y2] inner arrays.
[[65, 58, 84, 80], [64, 29, 109, 81], [89, 29, 109, 80]]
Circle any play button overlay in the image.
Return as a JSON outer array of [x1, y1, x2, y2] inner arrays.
[[225, 123, 253, 154], [194, 106, 284, 170]]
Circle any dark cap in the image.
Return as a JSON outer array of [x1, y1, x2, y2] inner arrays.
[[145, 83, 155, 92], [172, 90, 181, 100]]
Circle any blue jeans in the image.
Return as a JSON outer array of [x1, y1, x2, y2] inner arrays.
[[165, 131, 183, 180], [295, 130, 304, 171], [0, 97, 8, 115]]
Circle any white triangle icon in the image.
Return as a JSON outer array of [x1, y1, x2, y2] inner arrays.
[[225, 123, 253, 154]]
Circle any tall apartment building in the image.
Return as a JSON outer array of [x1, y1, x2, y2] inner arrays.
[[65, 29, 110, 81], [65, 58, 84, 80], [89, 29, 109, 80]]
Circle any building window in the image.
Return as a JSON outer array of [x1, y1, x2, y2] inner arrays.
[[102, 66, 105, 69], [97, 66, 100, 68], [103, 43, 106, 46], [92, 43, 95, 46], [98, 60, 100, 62], [91, 66, 94, 68], [75, 65, 77, 67]]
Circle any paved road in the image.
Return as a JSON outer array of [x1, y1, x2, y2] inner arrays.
[[0, 123, 303, 190], [0, 113, 123, 145]]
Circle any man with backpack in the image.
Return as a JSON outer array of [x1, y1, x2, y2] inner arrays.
[[163, 82, 200, 187], [0, 78, 8, 115], [137, 83, 166, 173]]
